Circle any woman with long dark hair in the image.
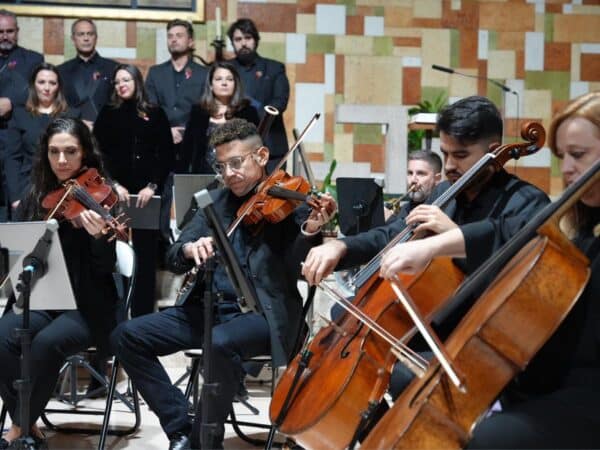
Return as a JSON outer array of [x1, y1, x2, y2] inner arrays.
[[4, 62, 81, 211], [179, 61, 259, 173], [94, 63, 173, 317], [0, 118, 118, 449]]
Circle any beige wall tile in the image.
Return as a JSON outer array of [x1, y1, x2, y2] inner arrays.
[[524, 90, 552, 119], [449, 68, 478, 97], [18, 17, 44, 54], [96, 21, 127, 48], [488, 50, 516, 80], [296, 14, 316, 34], [392, 47, 421, 58], [333, 133, 354, 163], [344, 56, 403, 104], [413, 0, 442, 19], [571, 44, 581, 82], [335, 36, 374, 55], [421, 29, 451, 87]]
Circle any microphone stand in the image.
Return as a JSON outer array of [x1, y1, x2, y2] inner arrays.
[[431, 64, 519, 140], [193, 190, 260, 449], [12, 221, 57, 450]]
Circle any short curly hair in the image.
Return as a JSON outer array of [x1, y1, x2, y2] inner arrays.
[[209, 118, 262, 148]]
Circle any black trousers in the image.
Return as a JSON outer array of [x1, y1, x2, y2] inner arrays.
[[0, 309, 93, 427], [111, 302, 270, 448], [468, 387, 600, 449]]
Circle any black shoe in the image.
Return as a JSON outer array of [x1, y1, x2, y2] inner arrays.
[[233, 380, 249, 403], [168, 433, 191, 450], [0, 438, 9, 450], [32, 435, 48, 450]]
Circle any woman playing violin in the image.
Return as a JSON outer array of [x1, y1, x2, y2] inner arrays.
[[0, 118, 119, 450], [466, 92, 600, 449], [111, 118, 335, 450]]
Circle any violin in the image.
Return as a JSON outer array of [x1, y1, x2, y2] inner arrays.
[[361, 159, 600, 450], [41, 167, 129, 241], [269, 122, 546, 450]]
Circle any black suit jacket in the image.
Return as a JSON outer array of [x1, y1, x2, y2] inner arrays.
[[58, 53, 117, 121], [229, 55, 290, 160], [167, 188, 321, 366], [179, 103, 260, 173], [145, 59, 208, 127], [0, 46, 44, 106]]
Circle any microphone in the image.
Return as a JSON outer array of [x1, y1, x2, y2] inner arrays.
[[432, 64, 454, 74], [14, 219, 59, 313], [431, 64, 516, 94]]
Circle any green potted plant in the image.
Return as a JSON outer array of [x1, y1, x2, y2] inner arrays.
[[407, 92, 447, 151], [319, 159, 338, 237]]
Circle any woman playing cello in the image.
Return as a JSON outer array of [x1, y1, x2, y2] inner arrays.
[[0, 118, 119, 450], [465, 92, 600, 448]]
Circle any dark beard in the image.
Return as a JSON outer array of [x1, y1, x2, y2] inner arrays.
[[236, 50, 257, 66]]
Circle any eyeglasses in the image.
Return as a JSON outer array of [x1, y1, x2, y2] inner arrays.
[[212, 150, 259, 175]]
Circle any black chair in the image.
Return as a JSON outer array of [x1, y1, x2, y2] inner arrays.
[[36, 241, 141, 448], [183, 285, 316, 447]]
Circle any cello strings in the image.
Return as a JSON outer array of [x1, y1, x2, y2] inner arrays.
[[319, 281, 428, 373]]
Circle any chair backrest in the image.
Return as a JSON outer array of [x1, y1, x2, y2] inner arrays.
[[114, 241, 136, 314]]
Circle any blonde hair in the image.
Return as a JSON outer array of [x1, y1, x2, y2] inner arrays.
[[549, 92, 600, 238]]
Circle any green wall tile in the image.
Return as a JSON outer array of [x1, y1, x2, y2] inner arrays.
[[551, 154, 561, 177], [373, 37, 393, 56], [324, 143, 334, 161], [354, 124, 383, 145], [307, 35, 335, 54], [420, 86, 448, 106], [335, 93, 345, 104], [488, 30, 497, 50], [64, 38, 76, 60], [337, 0, 356, 8], [487, 86, 503, 112], [137, 28, 156, 60], [260, 42, 286, 63], [450, 29, 460, 69], [335, 123, 345, 133], [374, 6, 384, 16], [544, 13, 553, 43], [525, 71, 570, 101], [346, 5, 356, 16]]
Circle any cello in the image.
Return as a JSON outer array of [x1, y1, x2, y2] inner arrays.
[[361, 159, 600, 449], [269, 123, 546, 449]]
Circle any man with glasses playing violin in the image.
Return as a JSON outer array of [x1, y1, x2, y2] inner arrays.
[[112, 118, 336, 450]]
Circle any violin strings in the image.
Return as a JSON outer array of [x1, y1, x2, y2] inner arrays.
[[319, 281, 428, 372], [72, 185, 112, 219]]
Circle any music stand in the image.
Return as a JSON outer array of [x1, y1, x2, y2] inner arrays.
[[120, 195, 162, 230], [0, 221, 76, 311], [0, 221, 75, 450], [336, 178, 385, 236], [173, 174, 217, 228]]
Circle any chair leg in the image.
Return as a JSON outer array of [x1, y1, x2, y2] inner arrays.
[[1, 403, 7, 433]]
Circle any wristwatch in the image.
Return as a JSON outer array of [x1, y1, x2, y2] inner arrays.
[[146, 182, 158, 192]]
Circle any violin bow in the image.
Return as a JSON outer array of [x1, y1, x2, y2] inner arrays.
[[226, 113, 321, 237]]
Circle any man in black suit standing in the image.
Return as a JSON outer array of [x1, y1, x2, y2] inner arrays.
[[145, 19, 208, 149], [0, 9, 43, 220], [57, 18, 117, 126], [145, 19, 208, 242], [227, 18, 290, 172]]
